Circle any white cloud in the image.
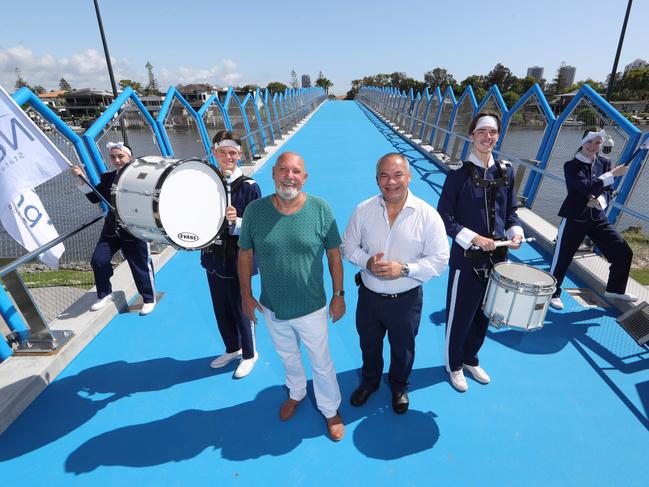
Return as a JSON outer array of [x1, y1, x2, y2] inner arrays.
[[0, 45, 244, 92]]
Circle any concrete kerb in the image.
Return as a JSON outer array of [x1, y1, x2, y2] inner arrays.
[[0, 100, 327, 435], [357, 99, 649, 315]]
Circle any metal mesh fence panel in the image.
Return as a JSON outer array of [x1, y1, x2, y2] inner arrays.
[[616, 151, 649, 234], [161, 98, 207, 160], [202, 103, 228, 144], [479, 96, 504, 119], [497, 95, 550, 200], [270, 99, 283, 137], [531, 97, 632, 227], [422, 98, 440, 144], [433, 98, 454, 151], [258, 102, 275, 145], [446, 97, 474, 161], [226, 102, 254, 164], [411, 97, 425, 138]]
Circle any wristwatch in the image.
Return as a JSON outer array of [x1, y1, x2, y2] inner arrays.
[[333, 290, 345, 297], [400, 263, 410, 277]]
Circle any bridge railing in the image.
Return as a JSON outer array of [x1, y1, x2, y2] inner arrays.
[[357, 84, 649, 235], [0, 85, 326, 361]]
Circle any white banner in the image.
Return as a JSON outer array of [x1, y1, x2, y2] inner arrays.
[[0, 190, 65, 268], [0, 84, 70, 213]]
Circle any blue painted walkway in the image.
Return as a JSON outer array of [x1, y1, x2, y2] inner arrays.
[[1, 101, 649, 486]]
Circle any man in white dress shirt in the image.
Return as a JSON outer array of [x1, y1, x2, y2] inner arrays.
[[341, 153, 449, 414]]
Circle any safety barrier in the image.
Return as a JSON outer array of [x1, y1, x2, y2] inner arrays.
[[357, 84, 648, 233], [0, 85, 326, 361]]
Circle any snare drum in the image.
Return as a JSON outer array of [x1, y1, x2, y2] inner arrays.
[[482, 262, 556, 331], [112, 156, 227, 249]]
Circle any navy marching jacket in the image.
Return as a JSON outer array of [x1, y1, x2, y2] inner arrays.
[[558, 154, 611, 222], [84, 169, 139, 241], [200, 174, 261, 277], [437, 160, 521, 270]]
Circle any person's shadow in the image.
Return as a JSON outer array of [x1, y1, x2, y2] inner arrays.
[[61, 366, 446, 474], [0, 356, 224, 461]]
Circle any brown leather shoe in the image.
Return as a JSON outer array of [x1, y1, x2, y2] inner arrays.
[[279, 398, 301, 421], [326, 413, 344, 442]]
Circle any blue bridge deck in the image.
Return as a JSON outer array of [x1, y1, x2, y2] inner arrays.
[[1, 101, 648, 486]]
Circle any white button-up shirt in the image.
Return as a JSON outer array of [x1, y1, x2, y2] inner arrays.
[[341, 190, 450, 294]]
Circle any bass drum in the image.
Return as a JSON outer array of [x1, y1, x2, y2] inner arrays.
[[112, 156, 227, 249]]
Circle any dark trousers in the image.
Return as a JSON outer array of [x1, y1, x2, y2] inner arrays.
[[551, 218, 633, 297], [206, 271, 255, 359], [445, 268, 489, 372], [355, 284, 423, 393], [91, 235, 155, 303]]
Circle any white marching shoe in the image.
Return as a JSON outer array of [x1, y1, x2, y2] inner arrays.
[[549, 297, 564, 310], [234, 353, 259, 379], [90, 294, 114, 311], [140, 302, 156, 316], [449, 369, 468, 392], [463, 364, 491, 384], [210, 349, 242, 369], [604, 291, 638, 303]]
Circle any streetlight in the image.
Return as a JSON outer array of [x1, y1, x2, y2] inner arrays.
[[605, 0, 634, 101]]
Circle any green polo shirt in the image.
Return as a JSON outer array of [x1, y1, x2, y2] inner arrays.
[[238, 194, 341, 320]]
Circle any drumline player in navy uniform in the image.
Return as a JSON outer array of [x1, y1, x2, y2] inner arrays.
[[437, 113, 524, 392], [71, 142, 157, 315], [548, 128, 635, 310], [201, 130, 262, 378]]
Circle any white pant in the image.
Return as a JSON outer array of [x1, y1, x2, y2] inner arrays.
[[263, 306, 341, 418]]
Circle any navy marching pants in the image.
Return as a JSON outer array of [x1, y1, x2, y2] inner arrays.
[[90, 235, 156, 303], [445, 268, 489, 373], [355, 284, 423, 393], [206, 272, 255, 359], [550, 218, 633, 297]]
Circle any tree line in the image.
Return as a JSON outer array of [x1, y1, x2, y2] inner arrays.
[[345, 63, 649, 104]]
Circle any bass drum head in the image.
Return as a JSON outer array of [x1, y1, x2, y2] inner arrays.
[[157, 160, 226, 249]]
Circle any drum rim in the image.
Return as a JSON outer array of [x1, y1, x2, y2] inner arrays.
[[490, 262, 556, 293]]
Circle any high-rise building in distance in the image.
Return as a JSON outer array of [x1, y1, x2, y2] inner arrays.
[[301, 74, 311, 88], [557, 65, 576, 91], [526, 66, 544, 81]]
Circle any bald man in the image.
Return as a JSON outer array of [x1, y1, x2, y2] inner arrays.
[[238, 151, 346, 442]]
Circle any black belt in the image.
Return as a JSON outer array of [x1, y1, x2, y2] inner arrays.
[[359, 279, 420, 300]]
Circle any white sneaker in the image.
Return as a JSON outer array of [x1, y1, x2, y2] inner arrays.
[[604, 291, 638, 302], [210, 349, 242, 369], [234, 353, 258, 379], [90, 294, 113, 311], [463, 364, 491, 384], [449, 370, 468, 392], [549, 297, 564, 310], [140, 302, 156, 316]]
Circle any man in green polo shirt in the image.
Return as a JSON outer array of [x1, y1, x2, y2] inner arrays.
[[238, 151, 346, 442]]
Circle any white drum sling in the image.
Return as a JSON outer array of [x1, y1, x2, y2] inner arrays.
[[482, 262, 556, 331], [112, 156, 227, 249]]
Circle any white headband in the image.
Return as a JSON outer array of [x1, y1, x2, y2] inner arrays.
[[106, 141, 132, 156], [214, 140, 241, 150], [473, 116, 498, 133], [580, 129, 607, 146]]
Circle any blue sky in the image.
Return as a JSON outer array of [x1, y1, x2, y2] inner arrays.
[[1, 0, 647, 95]]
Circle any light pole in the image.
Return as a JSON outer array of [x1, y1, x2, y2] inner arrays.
[[605, 0, 633, 101]]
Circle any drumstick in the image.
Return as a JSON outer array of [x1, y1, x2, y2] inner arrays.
[[470, 237, 536, 251], [224, 169, 234, 226]]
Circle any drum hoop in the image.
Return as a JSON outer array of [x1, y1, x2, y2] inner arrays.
[[491, 266, 556, 294], [152, 159, 228, 250]]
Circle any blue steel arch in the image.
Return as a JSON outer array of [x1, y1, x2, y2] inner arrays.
[[82, 87, 169, 174], [409, 92, 422, 134], [241, 92, 267, 154], [526, 84, 642, 211], [608, 133, 649, 223], [256, 88, 276, 143], [499, 83, 556, 201], [223, 87, 258, 156], [444, 85, 478, 158], [157, 86, 211, 159]]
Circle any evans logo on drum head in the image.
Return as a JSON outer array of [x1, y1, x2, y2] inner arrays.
[[177, 232, 199, 242]]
